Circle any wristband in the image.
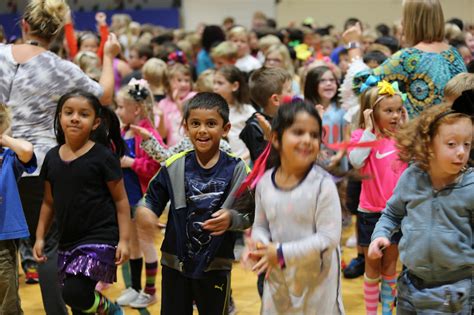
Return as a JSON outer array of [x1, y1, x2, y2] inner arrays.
[[345, 41, 361, 50], [276, 244, 286, 269]]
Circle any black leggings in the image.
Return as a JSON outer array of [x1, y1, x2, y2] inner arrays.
[[62, 275, 98, 315]]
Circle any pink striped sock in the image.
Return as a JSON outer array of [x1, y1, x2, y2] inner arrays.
[[364, 273, 380, 315]]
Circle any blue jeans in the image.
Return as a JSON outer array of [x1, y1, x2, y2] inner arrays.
[[397, 270, 472, 315]]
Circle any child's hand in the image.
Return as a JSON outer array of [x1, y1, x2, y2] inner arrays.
[[315, 104, 325, 118], [129, 124, 152, 140], [103, 33, 121, 58], [363, 108, 374, 132], [202, 209, 232, 236], [120, 156, 134, 168], [342, 22, 362, 44], [256, 113, 271, 141], [115, 240, 129, 265], [368, 237, 390, 259], [33, 239, 47, 263], [95, 12, 107, 26], [249, 242, 278, 278]]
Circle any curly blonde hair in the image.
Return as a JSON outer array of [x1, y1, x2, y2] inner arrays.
[[396, 103, 472, 170]]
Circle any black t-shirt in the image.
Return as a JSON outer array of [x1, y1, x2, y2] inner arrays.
[[40, 143, 122, 250], [239, 111, 272, 163]]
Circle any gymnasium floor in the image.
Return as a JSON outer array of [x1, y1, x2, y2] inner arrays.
[[19, 224, 369, 314]]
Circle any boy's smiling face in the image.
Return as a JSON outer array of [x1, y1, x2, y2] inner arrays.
[[184, 107, 231, 166]]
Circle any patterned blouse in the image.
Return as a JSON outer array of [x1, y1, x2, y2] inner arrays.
[[353, 46, 466, 118]]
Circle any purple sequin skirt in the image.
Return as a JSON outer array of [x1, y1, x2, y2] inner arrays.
[[57, 244, 117, 285]]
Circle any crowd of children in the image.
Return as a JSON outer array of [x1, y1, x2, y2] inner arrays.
[[0, 0, 473, 314]]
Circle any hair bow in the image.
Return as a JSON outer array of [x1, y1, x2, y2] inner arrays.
[[167, 50, 187, 65], [377, 81, 407, 102], [294, 43, 312, 61], [128, 78, 150, 101], [360, 75, 380, 93]]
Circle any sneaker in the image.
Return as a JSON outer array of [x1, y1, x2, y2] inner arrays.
[[228, 295, 237, 315], [108, 302, 124, 315], [25, 268, 39, 284], [343, 255, 365, 279], [116, 287, 140, 306], [345, 234, 357, 248], [129, 292, 157, 309]]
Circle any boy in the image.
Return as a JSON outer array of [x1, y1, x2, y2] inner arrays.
[[135, 92, 251, 314], [0, 103, 36, 314], [210, 41, 238, 70], [239, 67, 292, 163]]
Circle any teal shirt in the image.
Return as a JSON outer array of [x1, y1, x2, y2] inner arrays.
[[354, 46, 466, 118]]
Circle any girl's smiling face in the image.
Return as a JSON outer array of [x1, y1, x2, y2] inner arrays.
[[317, 70, 338, 104]]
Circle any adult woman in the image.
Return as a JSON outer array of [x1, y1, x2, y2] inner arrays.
[[0, 0, 119, 314], [343, 0, 466, 118]]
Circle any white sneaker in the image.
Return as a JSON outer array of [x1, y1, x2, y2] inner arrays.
[[116, 287, 139, 306], [129, 291, 157, 309], [345, 234, 357, 248]]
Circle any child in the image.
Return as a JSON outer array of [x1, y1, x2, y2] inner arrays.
[[213, 65, 255, 161], [155, 63, 196, 146], [369, 93, 474, 314], [228, 26, 261, 74], [114, 80, 162, 308], [195, 69, 216, 93], [348, 81, 408, 315], [0, 103, 36, 314], [210, 41, 238, 70], [135, 92, 251, 315], [304, 65, 347, 170], [263, 44, 301, 97], [142, 58, 167, 103], [443, 72, 474, 104], [33, 91, 130, 315], [240, 67, 293, 163], [248, 101, 345, 314]]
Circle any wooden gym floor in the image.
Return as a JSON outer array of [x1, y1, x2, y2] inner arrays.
[[19, 223, 371, 314]]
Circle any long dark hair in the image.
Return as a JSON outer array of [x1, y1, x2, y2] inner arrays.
[[54, 90, 126, 157], [304, 65, 340, 107], [216, 65, 250, 107]]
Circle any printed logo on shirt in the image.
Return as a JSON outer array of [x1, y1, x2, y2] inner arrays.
[[214, 283, 224, 291], [375, 150, 396, 159]]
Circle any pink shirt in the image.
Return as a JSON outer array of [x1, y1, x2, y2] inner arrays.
[[348, 129, 407, 212], [153, 92, 197, 146]]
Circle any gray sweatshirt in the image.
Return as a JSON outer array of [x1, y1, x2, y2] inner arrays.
[[252, 165, 345, 315], [372, 164, 474, 283]]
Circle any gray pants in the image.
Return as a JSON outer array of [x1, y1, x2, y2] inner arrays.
[[397, 270, 472, 315], [0, 240, 23, 315], [18, 176, 67, 315]]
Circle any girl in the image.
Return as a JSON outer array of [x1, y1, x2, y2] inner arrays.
[[304, 65, 348, 170], [264, 44, 301, 97], [213, 65, 255, 161], [114, 79, 162, 308], [33, 91, 130, 315], [247, 101, 345, 314], [154, 63, 196, 146], [348, 81, 408, 315], [369, 94, 474, 314], [228, 26, 261, 73]]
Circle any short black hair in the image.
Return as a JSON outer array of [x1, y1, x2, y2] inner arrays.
[[363, 50, 387, 66], [183, 92, 230, 125], [375, 36, 399, 54]]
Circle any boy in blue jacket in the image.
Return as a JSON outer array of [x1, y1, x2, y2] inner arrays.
[[0, 103, 36, 314], [135, 92, 250, 314]]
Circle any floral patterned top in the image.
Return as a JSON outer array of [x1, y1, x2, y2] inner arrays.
[[353, 46, 466, 118]]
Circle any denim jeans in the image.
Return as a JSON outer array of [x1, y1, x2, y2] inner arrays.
[[397, 270, 472, 315]]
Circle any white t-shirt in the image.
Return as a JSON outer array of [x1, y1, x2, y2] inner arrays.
[[228, 104, 256, 162], [235, 54, 261, 73]]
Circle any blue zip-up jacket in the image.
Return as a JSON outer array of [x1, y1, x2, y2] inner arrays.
[[372, 164, 474, 283], [140, 149, 251, 279]]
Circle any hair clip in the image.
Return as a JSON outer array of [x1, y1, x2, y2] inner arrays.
[[167, 50, 187, 65]]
